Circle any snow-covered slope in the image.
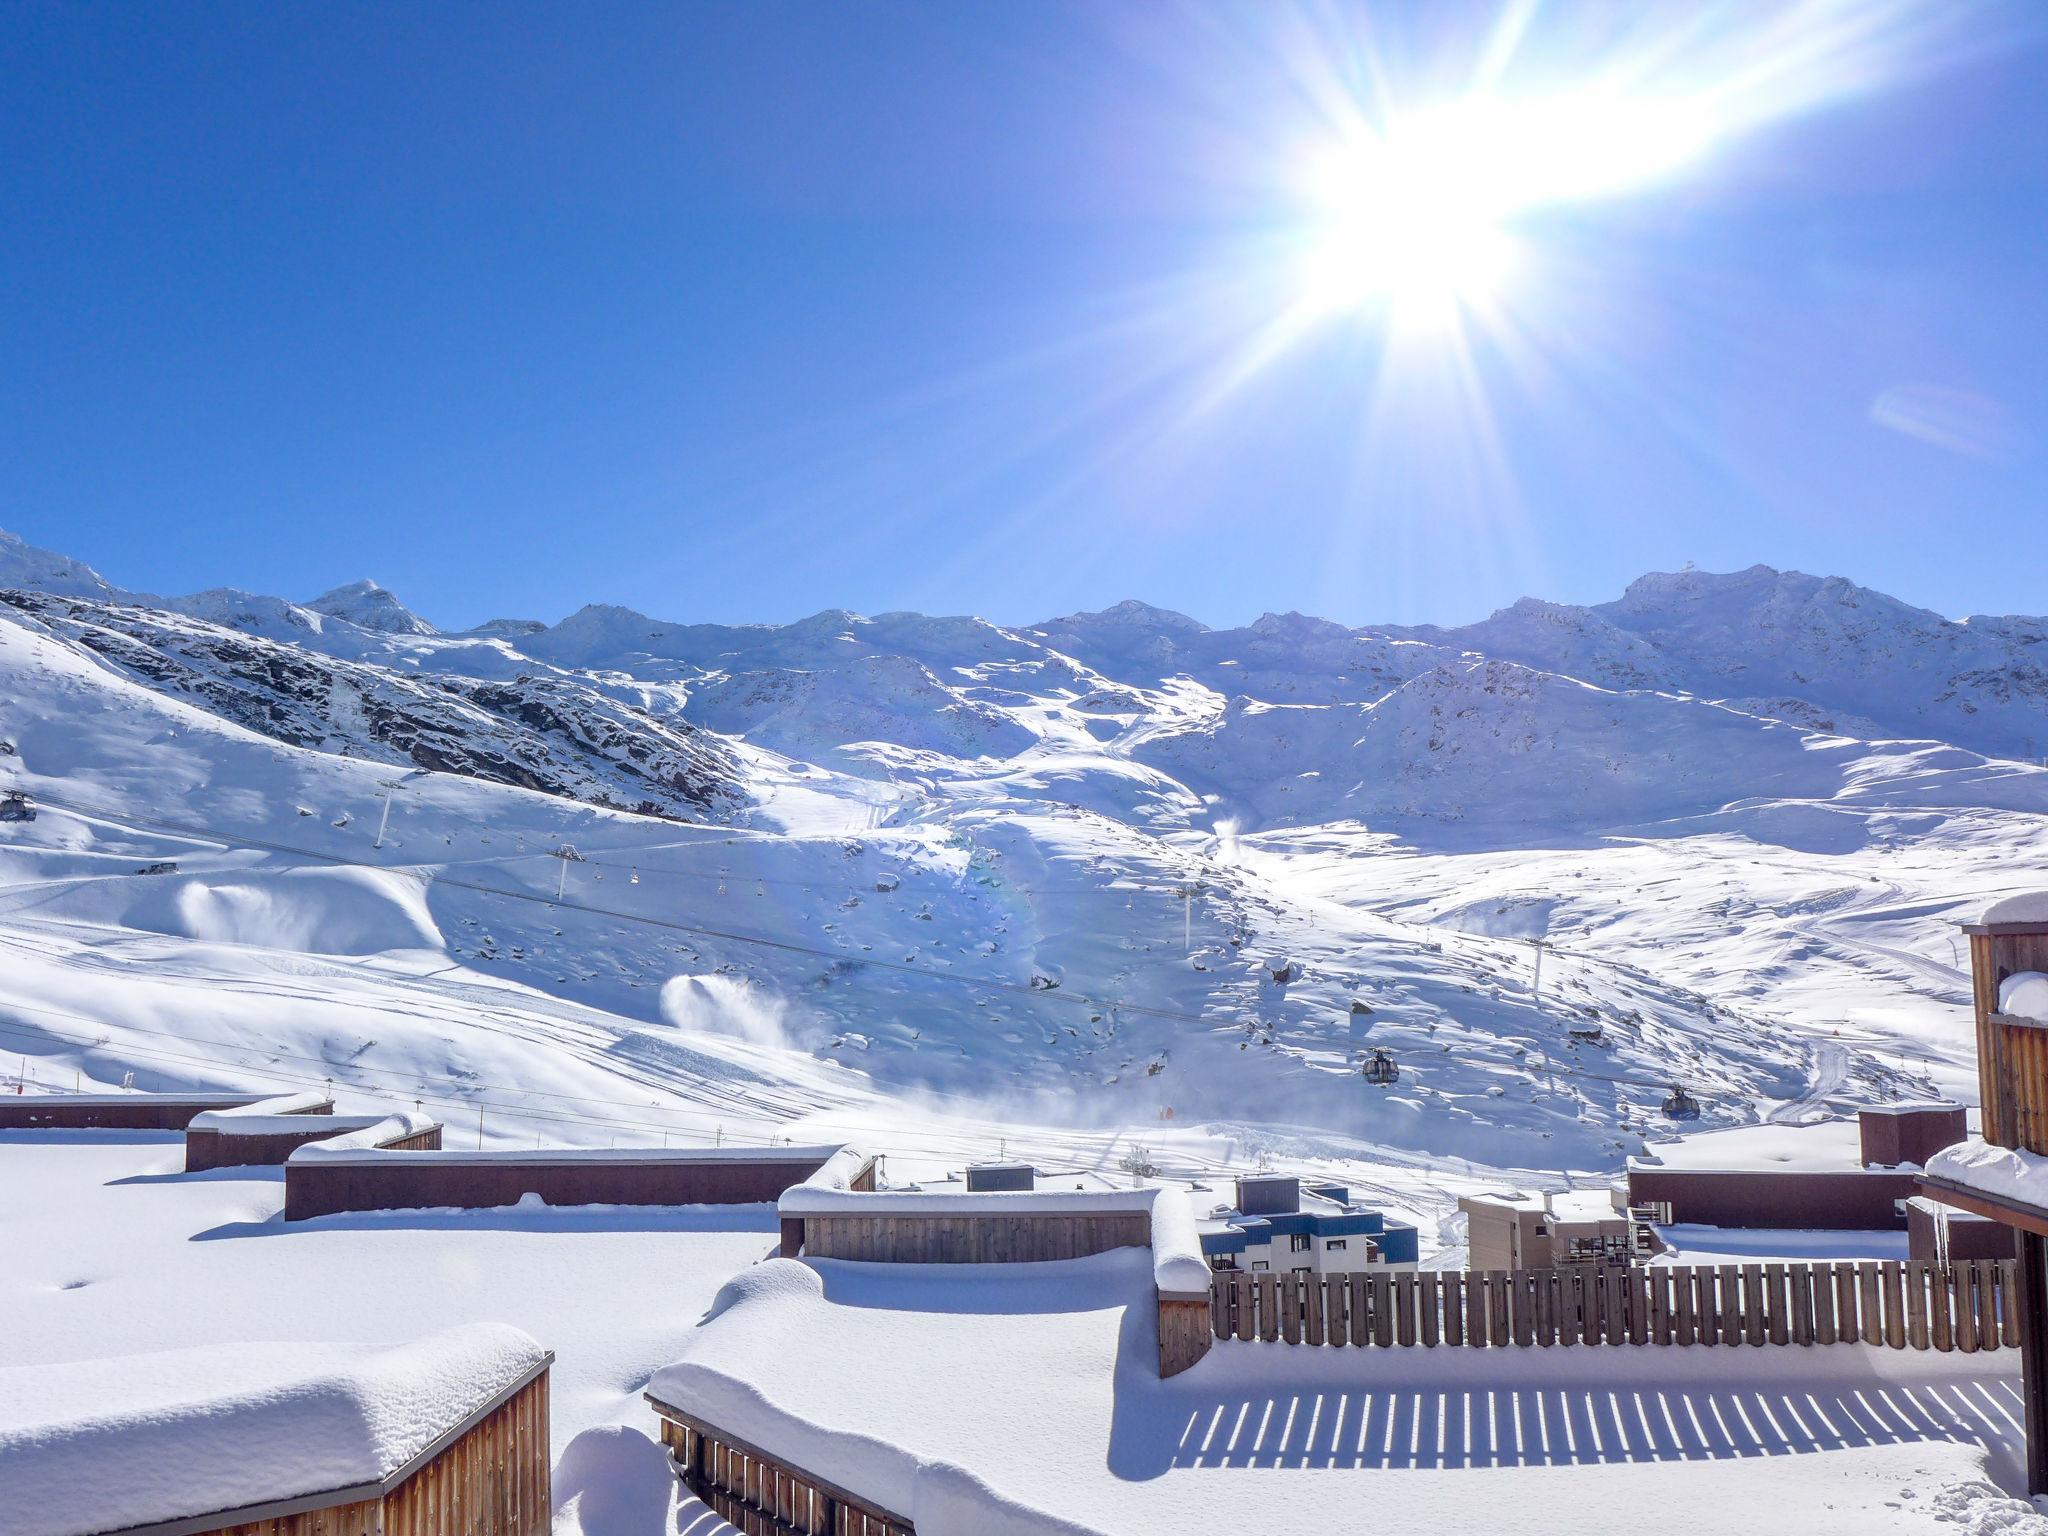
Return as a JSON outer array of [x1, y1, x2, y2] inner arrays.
[[0, 588, 742, 818], [3, 525, 2046, 1222]]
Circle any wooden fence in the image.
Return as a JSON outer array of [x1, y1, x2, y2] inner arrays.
[[650, 1398, 914, 1536], [1209, 1260, 2018, 1353]]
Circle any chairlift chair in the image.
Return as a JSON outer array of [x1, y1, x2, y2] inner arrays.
[[1662, 1085, 1701, 1120], [1364, 1048, 1399, 1086]]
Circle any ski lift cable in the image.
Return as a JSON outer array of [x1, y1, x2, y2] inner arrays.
[[13, 775, 1246, 904], [7, 786, 1738, 1102], [6, 788, 1244, 1031], [0, 1003, 1278, 1165]]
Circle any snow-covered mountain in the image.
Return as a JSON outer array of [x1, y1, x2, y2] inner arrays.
[[1420, 565, 2048, 760], [3, 525, 2045, 1220], [0, 588, 741, 818]]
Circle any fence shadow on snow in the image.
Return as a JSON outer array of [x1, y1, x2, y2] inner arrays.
[[1154, 1375, 2023, 1473]]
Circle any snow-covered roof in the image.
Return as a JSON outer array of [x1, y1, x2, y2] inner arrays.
[[1972, 893, 2048, 929], [777, 1184, 1210, 1297], [288, 1139, 848, 1167], [1925, 1138, 2048, 1219], [13, 1092, 265, 1110], [282, 1111, 439, 1157], [188, 1091, 333, 1129], [1464, 1188, 1619, 1223], [1631, 1118, 1873, 1174], [0, 1324, 547, 1536]]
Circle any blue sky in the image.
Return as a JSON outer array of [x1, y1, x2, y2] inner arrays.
[[2, 2, 2044, 630]]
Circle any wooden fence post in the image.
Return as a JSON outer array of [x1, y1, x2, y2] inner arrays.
[[1420, 1272, 1442, 1347], [1764, 1264, 1790, 1347], [1977, 1261, 2004, 1353], [1511, 1271, 1535, 1347], [1965, 1264, 1988, 1354], [1904, 1262, 1929, 1351], [1882, 1262, 1908, 1351], [1443, 1271, 1465, 1347], [1625, 1269, 1649, 1346], [1858, 1263, 1883, 1346]]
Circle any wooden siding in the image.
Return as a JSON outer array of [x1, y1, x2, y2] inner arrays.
[[1975, 929, 2048, 1155], [1625, 1166, 1921, 1229], [199, 1500, 382, 1536], [1208, 1261, 2018, 1352], [0, 1096, 266, 1131], [188, 1122, 440, 1172], [285, 1151, 850, 1221], [380, 1368, 550, 1536], [1158, 1296, 1212, 1377], [652, 1398, 914, 1536], [796, 1210, 1149, 1265], [157, 1368, 549, 1536]]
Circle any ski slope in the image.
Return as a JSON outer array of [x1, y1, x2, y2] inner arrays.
[[3, 530, 2046, 1230]]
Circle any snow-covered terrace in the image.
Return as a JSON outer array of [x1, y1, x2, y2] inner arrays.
[[647, 1246, 2041, 1536]]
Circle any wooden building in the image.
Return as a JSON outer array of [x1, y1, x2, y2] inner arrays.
[[286, 1141, 871, 1221], [0, 1091, 274, 1131], [0, 1325, 552, 1536], [1918, 896, 2048, 1494], [184, 1095, 442, 1171], [1628, 1106, 1967, 1232]]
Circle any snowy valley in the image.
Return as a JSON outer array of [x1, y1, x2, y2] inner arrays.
[[3, 526, 2046, 1214]]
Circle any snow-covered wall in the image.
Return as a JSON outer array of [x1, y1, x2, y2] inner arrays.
[[0, 1323, 548, 1536]]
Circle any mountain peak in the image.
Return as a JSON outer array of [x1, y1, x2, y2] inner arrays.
[[0, 527, 119, 599], [1043, 599, 1209, 635], [306, 578, 437, 635]]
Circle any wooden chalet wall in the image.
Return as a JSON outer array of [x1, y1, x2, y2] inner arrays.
[[379, 1367, 551, 1536], [1626, 1167, 1921, 1230], [796, 1209, 1149, 1265], [651, 1398, 914, 1536], [0, 1095, 268, 1131], [286, 1150, 861, 1221], [188, 1120, 440, 1172], [1971, 927, 2048, 1154], [159, 1366, 550, 1536]]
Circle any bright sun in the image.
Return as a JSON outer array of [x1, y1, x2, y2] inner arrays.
[[1296, 110, 1523, 318], [1293, 93, 1718, 322]]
